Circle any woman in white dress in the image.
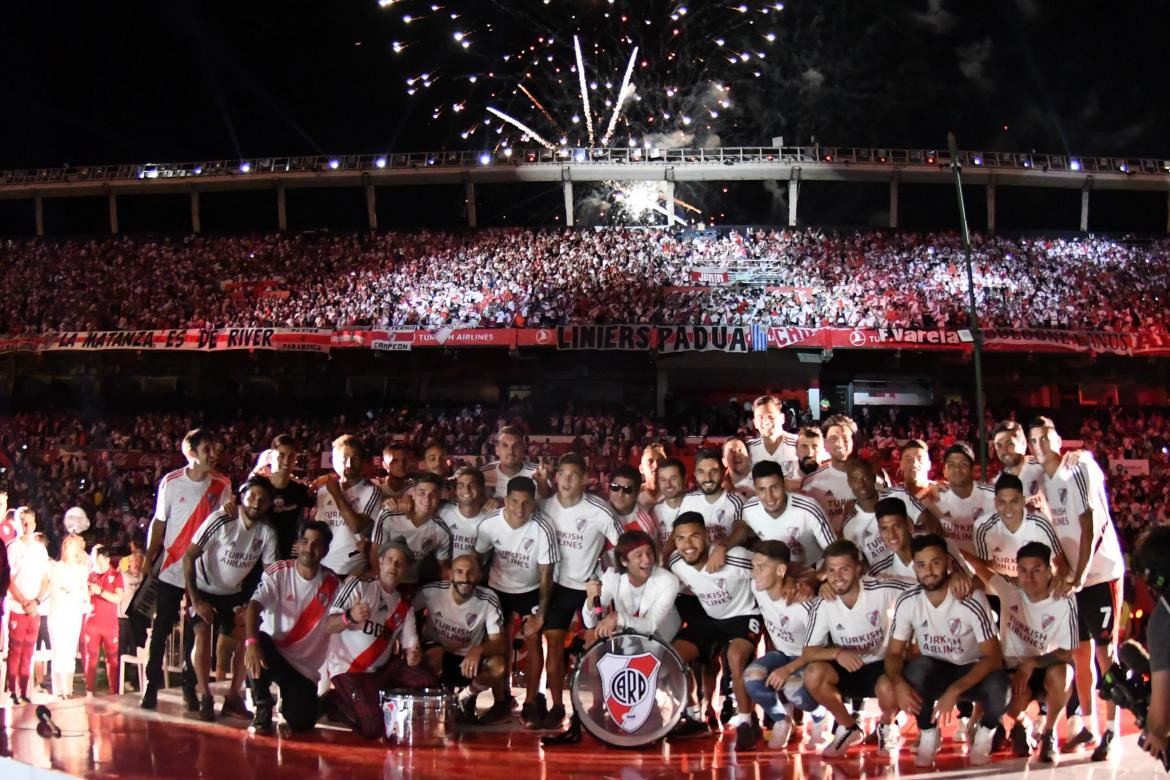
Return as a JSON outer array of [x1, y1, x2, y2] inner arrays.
[[47, 534, 90, 698]]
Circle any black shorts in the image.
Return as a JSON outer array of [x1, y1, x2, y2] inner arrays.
[[543, 583, 586, 632], [439, 650, 481, 688], [495, 587, 540, 622], [675, 593, 705, 627], [829, 660, 886, 700], [675, 614, 763, 665], [1075, 580, 1121, 645], [191, 589, 249, 634]]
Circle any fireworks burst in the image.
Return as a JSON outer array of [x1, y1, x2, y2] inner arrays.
[[378, 1, 788, 152]]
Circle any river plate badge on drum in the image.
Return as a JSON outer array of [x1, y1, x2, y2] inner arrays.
[[596, 652, 661, 732]]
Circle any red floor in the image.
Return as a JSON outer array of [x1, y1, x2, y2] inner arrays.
[[0, 694, 1149, 780]]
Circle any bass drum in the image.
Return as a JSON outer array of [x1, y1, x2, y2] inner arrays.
[[570, 631, 689, 747]]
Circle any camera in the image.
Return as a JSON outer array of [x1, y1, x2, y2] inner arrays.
[[1099, 639, 1167, 769]]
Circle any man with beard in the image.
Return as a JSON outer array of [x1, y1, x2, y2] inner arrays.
[[747, 396, 799, 481], [372, 472, 453, 588], [183, 476, 279, 721], [1028, 416, 1125, 760], [723, 460, 836, 569], [722, 438, 755, 499], [316, 435, 382, 578], [668, 512, 763, 750], [439, 467, 492, 560], [796, 426, 828, 478], [886, 534, 1010, 767], [966, 542, 1077, 762], [652, 458, 689, 555], [540, 453, 624, 729], [802, 415, 860, 535], [244, 520, 340, 735], [415, 555, 509, 724], [801, 540, 905, 756], [475, 476, 558, 728], [481, 425, 548, 499], [992, 421, 1051, 516], [323, 542, 434, 739], [680, 449, 744, 550], [607, 465, 657, 539], [932, 443, 997, 559]]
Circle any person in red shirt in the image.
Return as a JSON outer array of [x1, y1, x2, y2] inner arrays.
[[83, 546, 124, 695]]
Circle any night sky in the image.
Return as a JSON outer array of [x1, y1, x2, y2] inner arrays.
[[2, 1, 1169, 232]]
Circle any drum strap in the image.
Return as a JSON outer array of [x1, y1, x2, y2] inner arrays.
[[348, 598, 412, 674], [276, 573, 340, 649]]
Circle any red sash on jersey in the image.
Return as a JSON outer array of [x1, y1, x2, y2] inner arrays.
[[276, 573, 340, 649], [161, 480, 226, 572], [347, 597, 411, 674]]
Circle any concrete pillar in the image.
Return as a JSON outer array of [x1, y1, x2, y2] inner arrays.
[[986, 181, 997, 234], [563, 180, 574, 226], [190, 190, 201, 234], [663, 180, 676, 227], [888, 176, 899, 229], [787, 179, 799, 227], [465, 180, 477, 228], [276, 184, 288, 231], [365, 184, 377, 231], [107, 191, 119, 235], [1080, 181, 1090, 232], [33, 193, 44, 237]]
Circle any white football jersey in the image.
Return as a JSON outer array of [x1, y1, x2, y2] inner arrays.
[[740, 494, 836, 566], [985, 574, 1078, 665], [754, 586, 816, 656], [805, 578, 908, 664], [191, 511, 278, 595], [652, 498, 688, 548], [480, 460, 540, 499], [868, 551, 917, 584], [892, 586, 997, 666], [474, 509, 559, 594], [371, 512, 453, 584], [1042, 459, 1125, 587], [325, 578, 417, 677], [748, 434, 799, 480], [252, 560, 341, 681], [437, 502, 492, 559], [315, 479, 382, 576], [801, 464, 855, 531], [932, 483, 997, 555], [415, 582, 504, 656], [541, 493, 623, 590], [153, 468, 232, 588], [842, 503, 893, 570], [974, 511, 1065, 578], [668, 546, 759, 620], [679, 489, 744, 548], [3, 537, 50, 615]]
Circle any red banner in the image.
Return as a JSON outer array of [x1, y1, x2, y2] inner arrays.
[[1, 326, 1165, 357]]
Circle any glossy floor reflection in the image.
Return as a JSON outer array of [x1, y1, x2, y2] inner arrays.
[[0, 692, 1157, 779]]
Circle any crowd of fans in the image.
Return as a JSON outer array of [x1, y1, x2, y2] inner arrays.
[[2, 228, 1170, 334], [4, 400, 1167, 557]]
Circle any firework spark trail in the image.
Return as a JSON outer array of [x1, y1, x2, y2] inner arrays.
[[485, 106, 557, 151], [600, 45, 638, 147], [573, 35, 595, 146], [517, 84, 560, 133]]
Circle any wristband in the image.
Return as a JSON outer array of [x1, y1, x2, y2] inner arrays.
[[342, 609, 354, 627], [244, 637, 259, 647]]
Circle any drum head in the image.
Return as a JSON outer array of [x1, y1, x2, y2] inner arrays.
[[570, 632, 689, 747]]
